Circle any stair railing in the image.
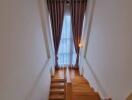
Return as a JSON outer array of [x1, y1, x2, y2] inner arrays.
[[65, 67, 72, 100]]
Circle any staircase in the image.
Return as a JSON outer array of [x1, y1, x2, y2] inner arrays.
[[49, 68, 102, 100], [72, 75, 101, 100], [49, 69, 66, 100]]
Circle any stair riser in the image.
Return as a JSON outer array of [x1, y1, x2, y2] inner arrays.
[[50, 92, 64, 95], [51, 81, 65, 83]]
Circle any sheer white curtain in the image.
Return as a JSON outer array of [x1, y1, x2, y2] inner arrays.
[[57, 15, 76, 67]]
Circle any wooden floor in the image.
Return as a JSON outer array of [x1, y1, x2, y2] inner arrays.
[[49, 68, 101, 100]]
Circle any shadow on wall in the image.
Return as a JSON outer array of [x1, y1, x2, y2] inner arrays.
[[85, 59, 109, 98]]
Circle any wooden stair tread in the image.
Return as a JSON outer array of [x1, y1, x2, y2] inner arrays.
[[73, 91, 99, 95], [72, 96, 100, 100], [49, 94, 64, 100], [50, 89, 64, 94], [72, 92, 100, 100], [51, 83, 65, 88], [51, 79, 65, 83]]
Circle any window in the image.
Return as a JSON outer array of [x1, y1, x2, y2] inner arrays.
[[57, 15, 76, 67]]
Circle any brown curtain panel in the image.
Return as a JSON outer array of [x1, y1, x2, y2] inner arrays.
[[47, 0, 65, 67], [70, 0, 87, 66]]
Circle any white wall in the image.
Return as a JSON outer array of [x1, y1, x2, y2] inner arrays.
[[0, 0, 54, 100], [80, 0, 132, 100]]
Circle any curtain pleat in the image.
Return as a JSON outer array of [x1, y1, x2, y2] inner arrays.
[[70, 0, 87, 67], [47, 0, 65, 67]]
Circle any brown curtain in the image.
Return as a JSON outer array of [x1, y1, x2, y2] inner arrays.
[[70, 0, 87, 66], [47, 0, 65, 67]]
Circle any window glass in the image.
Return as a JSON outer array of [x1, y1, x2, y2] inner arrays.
[[58, 15, 76, 67]]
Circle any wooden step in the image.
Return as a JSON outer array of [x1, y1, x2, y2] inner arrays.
[[72, 92, 101, 100], [51, 83, 65, 88], [51, 79, 65, 83], [50, 88, 64, 95], [49, 68, 101, 100], [49, 94, 64, 100]]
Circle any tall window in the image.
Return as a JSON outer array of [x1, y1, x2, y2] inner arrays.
[[57, 15, 76, 67]]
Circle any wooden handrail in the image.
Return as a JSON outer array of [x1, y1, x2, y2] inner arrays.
[[65, 68, 72, 100], [66, 67, 71, 83], [66, 83, 72, 100]]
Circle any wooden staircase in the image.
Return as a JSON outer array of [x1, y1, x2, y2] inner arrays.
[[72, 75, 101, 100], [49, 78, 66, 100], [49, 69, 66, 100], [49, 68, 102, 100]]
